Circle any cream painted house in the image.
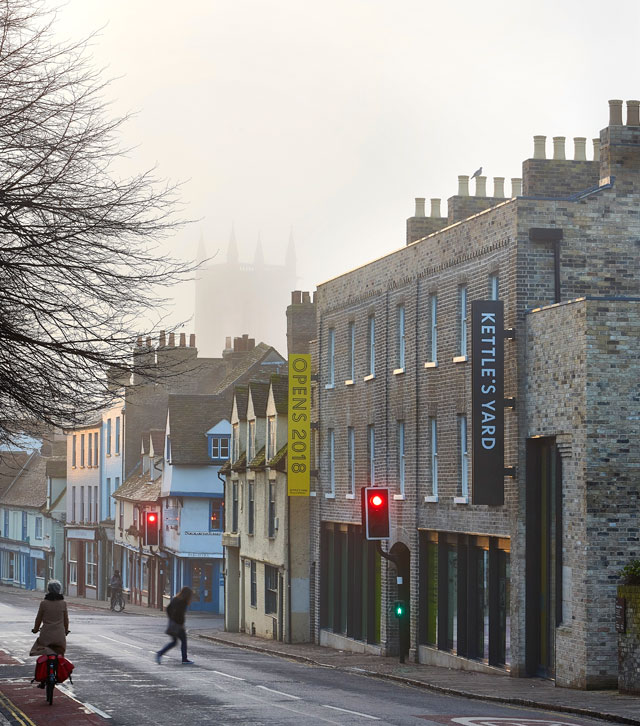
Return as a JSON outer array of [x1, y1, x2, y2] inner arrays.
[[223, 374, 310, 643]]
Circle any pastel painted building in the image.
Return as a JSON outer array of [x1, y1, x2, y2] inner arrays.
[[161, 394, 230, 613]]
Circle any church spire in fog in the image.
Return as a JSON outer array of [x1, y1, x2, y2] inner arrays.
[[196, 230, 207, 264], [253, 232, 264, 267], [227, 223, 238, 265]]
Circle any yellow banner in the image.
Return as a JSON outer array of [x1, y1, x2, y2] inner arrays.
[[288, 354, 311, 496]]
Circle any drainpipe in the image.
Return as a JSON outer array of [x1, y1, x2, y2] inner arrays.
[[217, 470, 227, 621]]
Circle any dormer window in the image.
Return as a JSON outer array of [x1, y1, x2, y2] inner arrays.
[[209, 435, 230, 461]]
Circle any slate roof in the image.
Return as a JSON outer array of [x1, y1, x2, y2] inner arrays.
[[270, 374, 288, 414], [268, 443, 288, 471], [248, 380, 270, 418], [0, 452, 47, 509], [219, 459, 232, 476], [233, 385, 249, 421], [248, 445, 266, 471], [0, 452, 30, 499], [113, 464, 161, 503], [214, 343, 285, 395], [168, 394, 230, 465], [231, 450, 246, 473]]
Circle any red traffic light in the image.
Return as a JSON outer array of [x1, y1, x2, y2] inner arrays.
[[362, 487, 390, 540], [148, 513, 157, 523], [144, 511, 159, 546]]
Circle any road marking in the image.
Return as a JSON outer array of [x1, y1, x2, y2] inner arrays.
[[256, 685, 301, 700], [212, 670, 246, 681], [322, 704, 381, 720], [57, 685, 112, 720], [95, 634, 144, 650], [0, 690, 38, 726]]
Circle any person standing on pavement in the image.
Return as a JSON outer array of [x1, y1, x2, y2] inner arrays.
[[29, 580, 69, 657], [156, 586, 193, 664]]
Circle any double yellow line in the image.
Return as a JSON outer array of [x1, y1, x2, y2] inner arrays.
[[0, 690, 37, 726]]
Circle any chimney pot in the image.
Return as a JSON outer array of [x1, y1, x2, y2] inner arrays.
[[179, 332, 186, 347], [430, 198, 441, 218], [552, 136, 566, 160], [414, 197, 426, 217], [189, 333, 196, 348], [168, 332, 175, 347], [593, 138, 601, 162], [248, 338, 255, 350], [302, 291, 310, 303], [159, 330, 166, 347], [225, 336, 232, 349], [457, 175, 469, 196], [609, 99, 623, 126], [137, 336, 143, 347], [493, 177, 505, 198], [475, 176, 487, 197], [573, 137, 587, 161], [626, 100, 640, 126], [146, 336, 152, 348], [533, 135, 546, 159], [291, 290, 302, 304], [511, 178, 522, 197]]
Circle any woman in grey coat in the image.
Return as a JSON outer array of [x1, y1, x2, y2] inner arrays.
[[29, 580, 70, 656]]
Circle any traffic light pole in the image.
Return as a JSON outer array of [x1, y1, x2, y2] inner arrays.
[[373, 541, 408, 663]]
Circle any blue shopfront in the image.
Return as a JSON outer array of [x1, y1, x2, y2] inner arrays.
[[171, 556, 224, 613]]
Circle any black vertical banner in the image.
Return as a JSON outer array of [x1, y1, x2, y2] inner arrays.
[[472, 300, 504, 506]]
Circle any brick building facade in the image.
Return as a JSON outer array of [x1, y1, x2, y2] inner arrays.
[[311, 99, 640, 688]]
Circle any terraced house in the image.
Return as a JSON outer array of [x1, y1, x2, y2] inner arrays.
[[312, 99, 640, 688]]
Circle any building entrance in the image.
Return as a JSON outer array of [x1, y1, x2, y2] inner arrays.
[[526, 438, 562, 678]]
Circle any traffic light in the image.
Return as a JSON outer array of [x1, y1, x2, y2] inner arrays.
[[144, 511, 159, 546], [362, 486, 390, 540], [393, 600, 407, 619]]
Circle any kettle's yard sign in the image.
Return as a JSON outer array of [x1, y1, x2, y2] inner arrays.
[[472, 300, 504, 506]]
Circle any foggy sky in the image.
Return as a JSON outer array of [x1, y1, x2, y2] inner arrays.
[[54, 0, 640, 338]]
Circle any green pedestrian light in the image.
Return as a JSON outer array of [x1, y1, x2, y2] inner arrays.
[[393, 600, 406, 618]]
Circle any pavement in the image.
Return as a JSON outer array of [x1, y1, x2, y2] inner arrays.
[[2, 584, 640, 725]]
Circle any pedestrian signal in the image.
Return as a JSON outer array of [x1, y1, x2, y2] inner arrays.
[[362, 486, 390, 540], [144, 511, 159, 546], [393, 600, 407, 618]]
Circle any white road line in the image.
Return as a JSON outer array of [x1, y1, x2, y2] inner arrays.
[[95, 634, 144, 650], [212, 669, 245, 681], [57, 685, 112, 720], [322, 704, 381, 720], [255, 685, 301, 700]]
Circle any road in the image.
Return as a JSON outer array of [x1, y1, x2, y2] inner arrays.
[[0, 591, 612, 726]]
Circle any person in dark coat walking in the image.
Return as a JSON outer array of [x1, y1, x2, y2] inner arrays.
[[156, 587, 193, 664]]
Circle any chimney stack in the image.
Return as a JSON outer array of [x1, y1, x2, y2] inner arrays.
[[552, 136, 566, 160], [145, 336, 152, 348], [414, 198, 426, 217], [533, 135, 546, 159], [179, 332, 186, 347], [137, 336, 143, 347], [189, 334, 196, 348], [168, 332, 175, 347], [573, 137, 586, 161], [159, 330, 166, 347], [457, 175, 469, 196], [430, 198, 441, 217], [626, 100, 640, 126], [609, 99, 623, 126], [475, 176, 487, 197], [593, 138, 600, 161], [511, 178, 522, 197], [493, 177, 505, 198], [225, 336, 232, 349]]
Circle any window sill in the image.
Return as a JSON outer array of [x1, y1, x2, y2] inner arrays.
[[393, 494, 405, 501], [324, 492, 336, 499], [324, 383, 335, 390], [452, 356, 468, 363], [453, 496, 469, 504], [393, 368, 405, 376], [345, 493, 356, 500], [424, 495, 438, 503], [344, 379, 354, 387], [363, 373, 375, 382], [424, 361, 438, 369]]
